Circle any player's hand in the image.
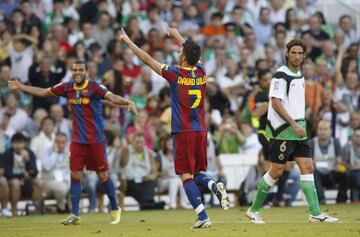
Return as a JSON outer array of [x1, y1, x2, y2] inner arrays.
[[8, 77, 21, 90], [128, 101, 138, 116], [118, 28, 131, 44], [292, 123, 306, 138], [165, 23, 178, 37]]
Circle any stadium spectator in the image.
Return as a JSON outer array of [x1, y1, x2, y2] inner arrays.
[[0, 92, 29, 138], [254, 7, 272, 46], [7, 33, 37, 84], [302, 15, 330, 61], [343, 127, 360, 202], [156, 135, 187, 209], [0, 0, 20, 17], [42, 132, 69, 213], [312, 120, 347, 203], [139, 4, 165, 36], [269, 0, 286, 25], [30, 116, 55, 173], [215, 116, 245, 154], [92, 11, 114, 53], [217, 58, 245, 113], [50, 104, 72, 140], [338, 15, 357, 48], [28, 56, 66, 111], [202, 12, 225, 37], [3, 133, 43, 216], [120, 132, 164, 210]]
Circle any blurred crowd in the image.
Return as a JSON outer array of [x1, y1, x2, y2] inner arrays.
[[0, 0, 360, 217]]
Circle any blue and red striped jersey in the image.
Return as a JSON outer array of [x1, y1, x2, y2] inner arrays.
[[49, 80, 110, 144], [161, 63, 207, 134]]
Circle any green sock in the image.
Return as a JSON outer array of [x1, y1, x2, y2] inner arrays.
[[301, 180, 321, 216], [250, 177, 271, 212]]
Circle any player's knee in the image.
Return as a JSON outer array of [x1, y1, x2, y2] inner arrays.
[[71, 171, 82, 181], [269, 164, 285, 179], [180, 173, 194, 182]]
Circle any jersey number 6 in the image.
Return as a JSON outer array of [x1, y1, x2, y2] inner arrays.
[[188, 89, 201, 108]]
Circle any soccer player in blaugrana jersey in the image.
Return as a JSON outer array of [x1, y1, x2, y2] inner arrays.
[[8, 61, 138, 225], [119, 26, 230, 228]]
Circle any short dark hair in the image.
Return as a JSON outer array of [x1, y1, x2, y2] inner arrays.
[[257, 69, 271, 79], [182, 40, 201, 66], [73, 60, 88, 70], [55, 132, 67, 138], [11, 132, 27, 143]]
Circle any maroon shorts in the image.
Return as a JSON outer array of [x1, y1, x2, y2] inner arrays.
[[173, 131, 207, 175], [69, 142, 109, 172]]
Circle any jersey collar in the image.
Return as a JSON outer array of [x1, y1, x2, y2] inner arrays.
[[73, 80, 89, 90]]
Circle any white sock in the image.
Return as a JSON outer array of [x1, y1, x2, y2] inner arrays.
[[300, 174, 314, 182], [263, 172, 277, 186], [208, 180, 216, 192]]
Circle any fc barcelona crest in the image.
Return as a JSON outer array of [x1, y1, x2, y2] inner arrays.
[[82, 89, 88, 96]]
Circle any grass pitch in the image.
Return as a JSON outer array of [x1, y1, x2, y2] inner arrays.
[[0, 204, 359, 237]]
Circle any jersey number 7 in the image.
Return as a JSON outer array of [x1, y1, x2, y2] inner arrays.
[[188, 89, 201, 108]]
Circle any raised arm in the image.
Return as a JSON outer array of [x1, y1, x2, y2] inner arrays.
[[8, 77, 52, 97], [118, 28, 163, 75]]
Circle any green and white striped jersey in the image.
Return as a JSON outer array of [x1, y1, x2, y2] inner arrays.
[[265, 65, 307, 140]]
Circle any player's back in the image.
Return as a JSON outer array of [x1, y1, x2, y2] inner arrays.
[[161, 63, 207, 134]]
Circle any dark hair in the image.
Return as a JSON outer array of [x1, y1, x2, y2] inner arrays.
[[211, 12, 223, 20], [339, 14, 352, 23], [285, 39, 307, 64], [73, 60, 88, 70], [257, 69, 271, 80], [314, 11, 326, 24], [285, 8, 295, 30], [182, 40, 201, 66], [11, 132, 27, 143], [55, 132, 67, 138]]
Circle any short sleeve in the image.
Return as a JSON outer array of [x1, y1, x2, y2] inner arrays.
[[49, 82, 67, 97], [195, 63, 206, 73], [92, 81, 111, 99], [269, 78, 286, 100], [161, 64, 179, 83], [255, 92, 268, 106]]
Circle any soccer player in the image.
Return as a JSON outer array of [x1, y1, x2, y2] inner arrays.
[[252, 69, 290, 206], [8, 61, 138, 225], [247, 39, 338, 223], [119, 26, 230, 228]]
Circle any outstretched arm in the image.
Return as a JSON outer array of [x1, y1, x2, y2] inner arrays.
[[105, 92, 138, 116], [118, 29, 163, 75], [8, 77, 52, 97]]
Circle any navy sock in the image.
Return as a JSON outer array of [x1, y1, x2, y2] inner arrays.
[[102, 178, 119, 211], [70, 179, 81, 216], [194, 173, 217, 194], [183, 179, 208, 220]]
